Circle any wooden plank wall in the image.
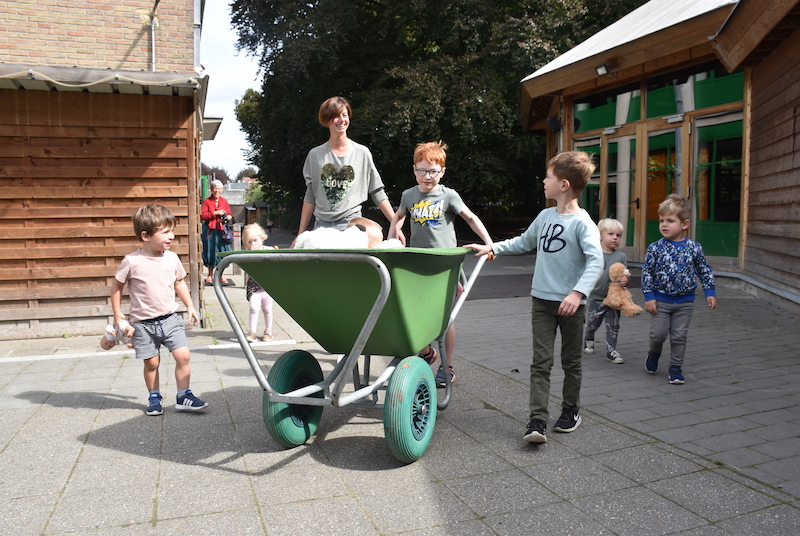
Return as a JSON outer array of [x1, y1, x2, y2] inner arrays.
[[745, 27, 800, 294], [0, 89, 201, 340]]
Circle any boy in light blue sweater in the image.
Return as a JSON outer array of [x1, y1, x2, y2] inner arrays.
[[468, 151, 603, 443]]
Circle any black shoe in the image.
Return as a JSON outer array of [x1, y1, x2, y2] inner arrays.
[[553, 406, 581, 433], [418, 346, 438, 366], [523, 418, 547, 443]]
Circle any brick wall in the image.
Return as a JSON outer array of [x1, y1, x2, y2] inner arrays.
[[0, 0, 195, 72]]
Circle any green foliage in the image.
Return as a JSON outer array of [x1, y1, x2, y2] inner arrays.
[[236, 166, 258, 181], [201, 162, 231, 183], [230, 0, 647, 221]]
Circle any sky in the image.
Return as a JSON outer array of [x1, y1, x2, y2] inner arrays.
[[199, 1, 261, 179]]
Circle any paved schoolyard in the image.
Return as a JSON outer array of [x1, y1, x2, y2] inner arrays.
[[1, 240, 799, 534]]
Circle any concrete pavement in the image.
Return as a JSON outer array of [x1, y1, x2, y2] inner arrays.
[[1, 229, 799, 535]]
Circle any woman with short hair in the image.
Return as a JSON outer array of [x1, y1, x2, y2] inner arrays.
[[200, 179, 233, 283], [292, 96, 403, 247]]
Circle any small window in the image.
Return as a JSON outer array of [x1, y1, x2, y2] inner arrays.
[[573, 83, 640, 134], [646, 60, 744, 119]]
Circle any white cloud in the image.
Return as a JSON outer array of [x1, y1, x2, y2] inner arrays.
[[199, 1, 261, 178]]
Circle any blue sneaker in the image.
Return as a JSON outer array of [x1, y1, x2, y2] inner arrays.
[[435, 365, 456, 387], [669, 366, 685, 385], [146, 393, 163, 416], [175, 389, 209, 411], [645, 351, 660, 374]]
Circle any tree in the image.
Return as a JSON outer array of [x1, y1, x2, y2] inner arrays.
[[234, 88, 263, 172], [236, 166, 258, 181], [230, 0, 647, 222], [200, 163, 231, 184]]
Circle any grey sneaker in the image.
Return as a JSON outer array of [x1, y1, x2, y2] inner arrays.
[[584, 340, 595, 354], [606, 350, 624, 364], [524, 418, 547, 443]]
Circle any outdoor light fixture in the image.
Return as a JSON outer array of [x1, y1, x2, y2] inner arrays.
[[595, 63, 610, 76]]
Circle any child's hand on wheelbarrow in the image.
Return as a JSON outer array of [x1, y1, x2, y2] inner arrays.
[[463, 243, 495, 260]]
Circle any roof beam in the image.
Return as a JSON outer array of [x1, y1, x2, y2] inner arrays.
[[713, 0, 800, 71]]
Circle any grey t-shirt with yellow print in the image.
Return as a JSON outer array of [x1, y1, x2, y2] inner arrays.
[[398, 184, 466, 248]]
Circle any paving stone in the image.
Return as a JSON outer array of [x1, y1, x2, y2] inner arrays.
[[591, 444, 705, 484], [523, 455, 637, 499], [572, 486, 706, 535], [716, 503, 800, 535], [485, 501, 614, 536], [444, 468, 558, 516], [646, 470, 780, 521]]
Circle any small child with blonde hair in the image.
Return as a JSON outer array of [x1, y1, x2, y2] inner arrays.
[[242, 223, 277, 342], [584, 218, 629, 364]]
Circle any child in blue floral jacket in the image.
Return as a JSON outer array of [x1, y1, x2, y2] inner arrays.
[[642, 194, 717, 385]]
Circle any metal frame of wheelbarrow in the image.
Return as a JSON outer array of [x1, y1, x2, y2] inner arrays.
[[212, 251, 487, 461]]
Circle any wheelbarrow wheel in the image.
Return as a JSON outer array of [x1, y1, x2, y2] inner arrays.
[[263, 350, 324, 448], [383, 356, 438, 463]]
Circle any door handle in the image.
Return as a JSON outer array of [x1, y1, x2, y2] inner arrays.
[[632, 198, 640, 209]]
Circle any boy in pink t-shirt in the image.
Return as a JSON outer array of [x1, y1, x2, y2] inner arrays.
[[111, 203, 208, 416]]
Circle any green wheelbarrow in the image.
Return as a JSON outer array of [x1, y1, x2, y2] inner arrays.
[[212, 247, 488, 463]]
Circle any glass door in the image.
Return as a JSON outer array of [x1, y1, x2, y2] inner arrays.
[[646, 128, 682, 245], [604, 134, 637, 252], [692, 112, 743, 257], [574, 138, 601, 223]]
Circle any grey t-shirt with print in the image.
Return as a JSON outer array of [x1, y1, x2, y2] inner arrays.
[[398, 184, 466, 248], [302, 140, 388, 222]]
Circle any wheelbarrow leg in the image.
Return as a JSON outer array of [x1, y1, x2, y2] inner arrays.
[[436, 332, 453, 410]]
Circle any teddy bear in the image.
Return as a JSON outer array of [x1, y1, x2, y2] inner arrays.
[[603, 262, 643, 318]]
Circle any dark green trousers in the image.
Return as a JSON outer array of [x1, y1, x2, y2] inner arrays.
[[529, 297, 585, 422]]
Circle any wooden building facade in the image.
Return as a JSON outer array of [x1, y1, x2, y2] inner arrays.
[[714, 0, 800, 306], [0, 0, 211, 339], [520, 0, 800, 310]]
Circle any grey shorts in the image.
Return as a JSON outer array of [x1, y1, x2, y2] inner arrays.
[[132, 313, 188, 360]]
